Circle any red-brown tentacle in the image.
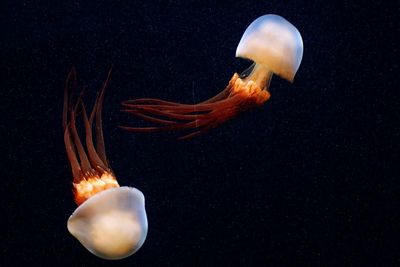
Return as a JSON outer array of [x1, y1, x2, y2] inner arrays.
[[62, 72, 70, 131], [81, 102, 108, 173], [122, 98, 182, 106], [121, 110, 179, 125], [63, 68, 77, 131], [178, 123, 217, 140], [70, 105, 93, 175], [122, 101, 220, 113], [94, 68, 112, 167], [172, 118, 213, 131], [64, 126, 83, 183], [119, 116, 213, 134], [119, 125, 169, 132], [63, 67, 83, 182], [124, 106, 208, 121]]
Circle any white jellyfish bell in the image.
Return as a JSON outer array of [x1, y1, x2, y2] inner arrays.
[[67, 187, 148, 260], [236, 14, 303, 90]]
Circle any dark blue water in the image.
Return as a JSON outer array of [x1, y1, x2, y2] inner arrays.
[[2, 1, 398, 266]]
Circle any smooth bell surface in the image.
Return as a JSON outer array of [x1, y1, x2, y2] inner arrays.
[[67, 186, 148, 260], [236, 14, 303, 82]]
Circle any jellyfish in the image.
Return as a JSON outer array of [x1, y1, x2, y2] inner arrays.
[[120, 14, 303, 139], [63, 68, 148, 260]]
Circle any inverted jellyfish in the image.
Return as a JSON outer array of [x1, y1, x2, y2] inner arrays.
[[120, 14, 303, 139], [63, 68, 147, 260]]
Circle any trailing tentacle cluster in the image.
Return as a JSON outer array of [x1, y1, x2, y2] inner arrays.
[[63, 68, 119, 205], [120, 73, 270, 139]]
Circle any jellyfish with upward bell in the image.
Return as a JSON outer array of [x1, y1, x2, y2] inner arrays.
[[120, 14, 304, 139], [63, 68, 147, 260]]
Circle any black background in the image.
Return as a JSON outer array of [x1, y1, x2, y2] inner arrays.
[[1, 1, 398, 266]]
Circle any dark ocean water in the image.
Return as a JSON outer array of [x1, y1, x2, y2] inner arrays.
[[1, 1, 398, 266]]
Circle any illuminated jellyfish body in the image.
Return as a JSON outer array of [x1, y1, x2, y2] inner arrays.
[[121, 14, 303, 139], [63, 69, 147, 260]]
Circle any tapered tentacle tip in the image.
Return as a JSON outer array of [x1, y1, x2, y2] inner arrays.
[[68, 66, 76, 74], [66, 67, 77, 82], [69, 67, 78, 80], [121, 102, 135, 108], [118, 125, 131, 131], [177, 132, 200, 140], [119, 125, 164, 133], [121, 101, 143, 108], [121, 99, 141, 105], [119, 125, 143, 132]]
